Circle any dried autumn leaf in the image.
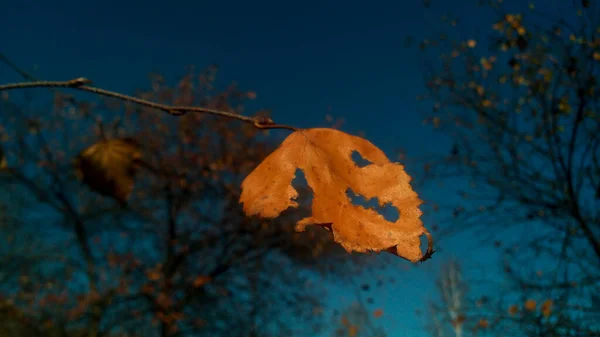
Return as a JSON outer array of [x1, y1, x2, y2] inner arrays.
[[74, 138, 141, 204], [240, 128, 430, 262]]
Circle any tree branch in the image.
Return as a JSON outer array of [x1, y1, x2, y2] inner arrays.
[[0, 78, 298, 131]]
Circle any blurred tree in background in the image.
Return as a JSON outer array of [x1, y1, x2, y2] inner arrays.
[[417, 0, 600, 336], [331, 300, 386, 337], [0, 60, 374, 337]]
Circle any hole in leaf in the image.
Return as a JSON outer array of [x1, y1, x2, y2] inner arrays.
[[351, 151, 372, 168], [345, 189, 399, 222], [290, 169, 333, 233], [291, 168, 313, 213]]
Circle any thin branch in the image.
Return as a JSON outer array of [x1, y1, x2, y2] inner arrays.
[[0, 78, 298, 131], [0, 52, 39, 81]]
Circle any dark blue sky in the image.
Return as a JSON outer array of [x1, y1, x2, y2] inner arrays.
[[0, 0, 542, 335]]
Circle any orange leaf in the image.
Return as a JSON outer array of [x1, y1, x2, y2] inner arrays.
[[541, 299, 553, 317], [146, 270, 161, 281], [525, 299, 536, 311], [240, 128, 428, 262], [348, 325, 359, 337], [193, 276, 211, 288], [373, 308, 383, 318]]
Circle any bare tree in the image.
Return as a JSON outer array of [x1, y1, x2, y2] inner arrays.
[[331, 299, 386, 337], [0, 57, 372, 337], [416, 1, 600, 336], [427, 260, 470, 337]]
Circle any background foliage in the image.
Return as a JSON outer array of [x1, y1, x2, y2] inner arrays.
[[418, 1, 600, 336]]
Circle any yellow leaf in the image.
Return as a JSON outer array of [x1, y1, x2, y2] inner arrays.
[[481, 58, 493, 70], [594, 52, 600, 60], [467, 39, 477, 48], [75, 138, 142, 204], [240, 128, 428, 262], [558, 100, 572, 113]]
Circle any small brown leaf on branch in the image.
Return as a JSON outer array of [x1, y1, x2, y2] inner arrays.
[[240, 128, 429, 262], [74, 138, 141, 204]]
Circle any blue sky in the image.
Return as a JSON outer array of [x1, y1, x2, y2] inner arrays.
[[0, 0, 537, 335]]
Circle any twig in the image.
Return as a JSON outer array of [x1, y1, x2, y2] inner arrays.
[[0, 52, 39, 81], [0, 71, 436, 263], [0, 78, 298, 131]]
